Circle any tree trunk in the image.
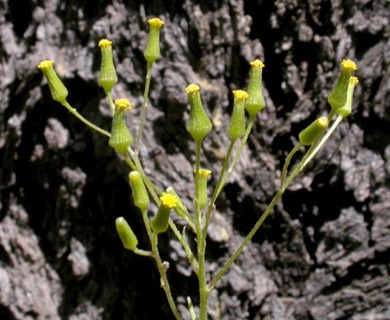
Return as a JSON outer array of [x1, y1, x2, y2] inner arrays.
[[1, 0, 389, 319]]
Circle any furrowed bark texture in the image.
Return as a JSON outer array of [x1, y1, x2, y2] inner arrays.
[[0, 0, 389, 319]]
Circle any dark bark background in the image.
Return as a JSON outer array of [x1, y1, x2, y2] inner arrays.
[[0, 0, 389, 319]]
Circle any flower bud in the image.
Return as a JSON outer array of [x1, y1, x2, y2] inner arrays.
[[246, 59, 265, 117], [144, 18, 165, 64], [98, 39, 118, 93], [151, 193, 177, 234], [195, 168, 212, 209], [166, 187, 189, 219], [185, 84, 213, 144], [129, 171, 150, 212], [328, 59, 358, 113], [37, 60, 68, 104], [335, 76, 359, 118], [108, 99, 133, 155], [299, 117, 329, 146], [227, 90, 248, 141], [115, 217, 138, 251]]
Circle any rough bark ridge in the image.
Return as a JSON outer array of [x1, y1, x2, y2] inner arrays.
[[0, 0, 389, 319]]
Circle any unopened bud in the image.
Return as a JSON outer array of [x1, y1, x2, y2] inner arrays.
[[246, 59, 265, 117], [185, 84, 212, 144], [37, 60, 68, 104], [328, 59, 358, 113], [116, 217, 138, 251], [335, 76, 359, 118], [129, 171, 150, 212], [227, 90, 248, 141], [299, 117, 329, 146], [98, 39, 118, 93], [108, 99, 133, 155], [195, 168, 212, 209], [144, 18, 165, 64]]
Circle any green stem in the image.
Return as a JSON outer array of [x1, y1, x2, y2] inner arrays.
[[194, 141, 209, 320], [209, 114, 344, 290], [214, 115, 256, 200], [203, 139, 235, 237], [141, 210, 182, 320], [107, 91, 115, 114], [133, 248, 153, 257], [134, 61, 153, 154], [210, 140, 235, 206], [209, 189, 283, 290], [187, 297, 197, 320], [280, 143, 302, 188], [169, 220, 199, 275], [62, 101, 111, 137]]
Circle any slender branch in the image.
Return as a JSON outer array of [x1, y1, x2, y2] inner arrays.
[[62, 101, 111, 137], [107, 91, 115, 114], [214, 115, 256, 200], [280, 143, 302, 188], [194, 141, 209, 320], [141, 210, 182, 320], [169, 221, 199, 275], [209, 190, 283, 290], [134, 61, 153, 154]]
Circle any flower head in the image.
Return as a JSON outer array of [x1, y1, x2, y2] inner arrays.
[[160, 193, 177, 209], [185, 84, 212, 144], [144, 17, 165, 63], [147, 18, 165, 30], [185, 84, 200, 94], [38, 60, 54, 72], [37, 60, 68, 104], [228, 90, 248, 141], [151, 193, 177, 234], [246, 59, 265, 117], [98, 38, 117, 94], [250, 59, 265, 69], [98, 39, 113, 48], [341, 59, 358, 72], [328, 59, 358, 114], [232, 90, 249, 101], [114, 99, 132, 112]]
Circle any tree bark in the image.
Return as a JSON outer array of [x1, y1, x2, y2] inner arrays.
[[1, 0, 389, 319]]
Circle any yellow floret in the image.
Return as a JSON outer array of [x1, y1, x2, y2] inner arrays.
[[342, 59, 358, 72], [98, 39, 112, 48], [148, 18, 165, 29], [160, 193, 177, 208], [185, 84, 200, 94], [37, 60, 54, 71], [349, 76, 359, 85], [114, 99, 132, 111], [250, 59, 265, 68], [232, 90, 249, 101], [199, 169, 212, 178]]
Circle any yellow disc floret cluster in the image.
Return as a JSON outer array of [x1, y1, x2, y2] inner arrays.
[[98, 39, 113, 48], [147, 18, 165, 29], [185, 83, 200, 94], [114, 99, 132, 112], [250, 59, 265, 69], [232, 90, 249, 101], [341, 59, 358, 72], [160, 193, 177, 208], [37, 60, 54, 72]]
